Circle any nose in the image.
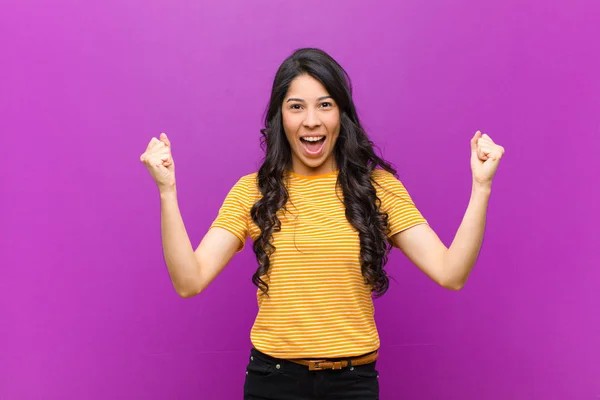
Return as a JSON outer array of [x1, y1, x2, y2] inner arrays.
[[302, 108, 322, 129]]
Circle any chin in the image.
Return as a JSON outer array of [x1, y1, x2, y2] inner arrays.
[[303, 158, 327, 168], [296, 153, 335, 173]]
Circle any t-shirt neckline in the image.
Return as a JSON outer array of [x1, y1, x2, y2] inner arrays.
[[287, 169, 339, 180]]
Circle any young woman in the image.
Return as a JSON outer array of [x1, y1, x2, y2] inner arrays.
[[140, 48, 505, 399]]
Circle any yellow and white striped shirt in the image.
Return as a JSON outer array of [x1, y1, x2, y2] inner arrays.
[[210, 168, 427, 359]]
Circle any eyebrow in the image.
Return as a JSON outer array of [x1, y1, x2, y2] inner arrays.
[[286, 96, 333, 103]]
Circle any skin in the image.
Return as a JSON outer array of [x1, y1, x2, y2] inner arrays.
[[281, 74, 341, 177], [140, 75, 505, 296], [392, 132, 504, 290]]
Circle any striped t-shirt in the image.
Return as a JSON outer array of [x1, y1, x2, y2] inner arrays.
[[210, 168, 427, 359]]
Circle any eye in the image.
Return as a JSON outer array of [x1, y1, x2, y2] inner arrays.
[[319, 102, 333, 108], [289, 104, 303, 110]]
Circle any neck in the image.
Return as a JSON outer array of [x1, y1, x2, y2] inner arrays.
[[290, 157, 337, 177]]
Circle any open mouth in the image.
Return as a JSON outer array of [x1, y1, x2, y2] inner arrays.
[[300, 136, 326, 156]]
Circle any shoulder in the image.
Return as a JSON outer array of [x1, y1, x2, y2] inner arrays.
[[237, 172, 259, 186], [371, 168, 415, 202], [228, 172, 260, 198], [371, 168, 403, 189]]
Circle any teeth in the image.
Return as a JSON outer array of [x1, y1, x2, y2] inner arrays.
[[302, 136, 324, 142]]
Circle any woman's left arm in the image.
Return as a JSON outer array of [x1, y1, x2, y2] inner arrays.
[[392, 131, 505, 290]]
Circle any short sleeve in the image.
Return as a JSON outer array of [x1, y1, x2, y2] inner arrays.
[[373, 169, 428, 237], [210, 175, 253, 252]]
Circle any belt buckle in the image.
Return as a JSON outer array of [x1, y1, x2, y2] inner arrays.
[[308, 360, 326, 371]]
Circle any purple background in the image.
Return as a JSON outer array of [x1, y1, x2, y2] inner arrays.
[[2, 0, 599, 399]]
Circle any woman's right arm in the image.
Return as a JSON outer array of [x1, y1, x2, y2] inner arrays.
[[141, 133, 241, 298], [160, 190, 241, 298]]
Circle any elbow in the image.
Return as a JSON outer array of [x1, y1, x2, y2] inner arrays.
[[177, 289, 200, 298], [174, 283, 203, 298], [444, 281, 465, 291], [440, 276, 466, 291]]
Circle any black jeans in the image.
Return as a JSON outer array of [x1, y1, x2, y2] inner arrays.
[[243, 348, 379, 400]]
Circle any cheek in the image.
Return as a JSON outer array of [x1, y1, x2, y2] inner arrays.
[[282, 113, 300, 137], [281, 115, 294, 142], [325, 113, 341, 138]]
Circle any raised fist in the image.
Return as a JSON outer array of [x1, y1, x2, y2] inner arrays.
[[140, 133, 176, 192]]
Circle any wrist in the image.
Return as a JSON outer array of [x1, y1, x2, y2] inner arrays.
[[159, 186, 177, 199], [472, 180, 492, 195]]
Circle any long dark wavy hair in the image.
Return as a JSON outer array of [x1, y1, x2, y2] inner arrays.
[[250, 48, 398, 298]]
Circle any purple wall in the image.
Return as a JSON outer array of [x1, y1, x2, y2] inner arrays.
[[2, 0, 599, 398]]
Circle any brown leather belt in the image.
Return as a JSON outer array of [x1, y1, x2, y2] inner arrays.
[[287, 351, 378, 371]]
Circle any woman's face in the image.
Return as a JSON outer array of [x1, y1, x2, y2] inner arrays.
[[282, 74, 341, 176]]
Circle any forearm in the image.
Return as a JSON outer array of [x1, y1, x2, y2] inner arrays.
[[443, 182, 491, 289], [160, 190, 201, 296]]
